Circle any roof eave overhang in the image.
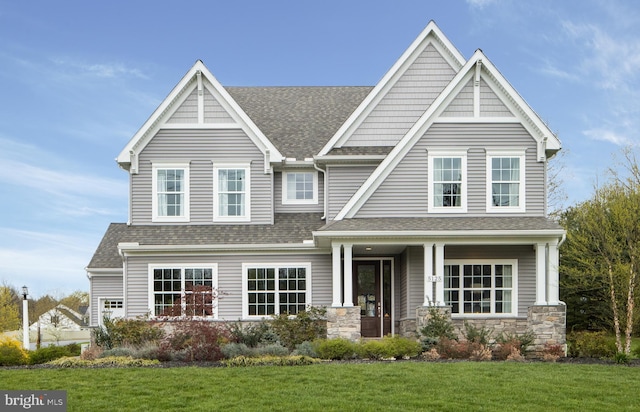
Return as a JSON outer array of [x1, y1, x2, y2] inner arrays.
[[117, 241, 318, 254], [313, 155, 388, 164]]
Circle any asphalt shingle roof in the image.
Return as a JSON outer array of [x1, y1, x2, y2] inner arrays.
[[318, 217, 563, 232], [226, 86, 373, 160], [88, 213, 325, 269]]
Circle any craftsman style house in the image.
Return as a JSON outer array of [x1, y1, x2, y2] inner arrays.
[[87, 21, 565, 348]]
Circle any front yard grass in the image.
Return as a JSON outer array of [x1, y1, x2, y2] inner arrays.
[[1, 362, 639, 411]]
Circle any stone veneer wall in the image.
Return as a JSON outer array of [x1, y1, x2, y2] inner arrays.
[[414, 304, 566, 356], [326, 307, 361, 341]]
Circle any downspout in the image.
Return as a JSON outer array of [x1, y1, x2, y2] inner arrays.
[[313, 162, 327, 220]]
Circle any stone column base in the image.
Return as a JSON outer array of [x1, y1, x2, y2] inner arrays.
[[528, 304, 567, 356], [326, 307, 361, 341]]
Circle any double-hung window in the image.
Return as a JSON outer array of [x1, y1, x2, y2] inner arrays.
[[152, 163, 190, 222], [487, 150, 525, 212], [149, 265, 218, 318], [242, 263, 311, 318], [213, 164, 250, 222], [282, 171, 317, 204], [428, 150, 467, 213], [444, 260, 517, 316]]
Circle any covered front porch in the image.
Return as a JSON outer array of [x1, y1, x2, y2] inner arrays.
[[313, 217, 566, 345]]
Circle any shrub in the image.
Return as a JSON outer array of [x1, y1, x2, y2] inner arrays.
[[383, 335, 422, 359], [469, 344, 493, 361], [315, 338, 357, 360], [254, 343, 289, 357], [93, 317, 164, 349], [463, 322, 492, 346], [358, 340, 394, 360], [99, 347, 135, 358], [506, 347, 525, 362], [29, 345, 73, 365], [47, 356, 160, 368], [221, 355, 319, 367], [567, 331, 616, 358], [80, 345, 103, 360], [493, 340, 522, 361], [160, 320, 231, 362], [0, 337, 29, 366], [422, 348, 441, 361], [269, 307, 327, 351], [221, 343, 254, 359], [436, 338, 483, 360], [226, 322, 277, 348], [292, 341, 317, 358], [419, 308, 457, 350], [65, 343, 82, 356], [614, 352, 630, 364], [541, 343, 565, 362]]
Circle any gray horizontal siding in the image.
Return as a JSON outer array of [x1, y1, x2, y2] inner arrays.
[[131, 129, 272, 224], [326, 165, 376, 220], [204, 88, 235, 123], [480, 79, 513, 117], [90, 275, 123, 327], [346, 43, 456, 146], [124, 253, 333, 320], [167, 89, 198, 124], [441, 79, 474, 117], [356, 123, 544, 218], [274, 171, 324, 213]]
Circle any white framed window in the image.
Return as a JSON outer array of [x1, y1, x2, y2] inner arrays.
[[148, 265, 218, 318], [213, 163, 250, 222], [242, 263, 311, 318], [428, 150, 467, 213], [486, 150, 525, 213], [282, 171, 318, 205], [152, 163, 190, 222], [444, 260, 518, 317], [99, 298, 124, 326]]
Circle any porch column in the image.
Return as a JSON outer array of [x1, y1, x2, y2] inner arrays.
[[434, 243, 445, 306], [535, 242, 547, 305], [547, 241, 560, 305], [343, 244, 354, 307], [423, 243, 434, 306], [332, 243, 342, 307]]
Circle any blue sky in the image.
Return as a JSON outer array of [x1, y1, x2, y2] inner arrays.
[[1, 0, 638, 297]]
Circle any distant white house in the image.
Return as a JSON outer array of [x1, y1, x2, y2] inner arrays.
[[30, 304, 89, 332]]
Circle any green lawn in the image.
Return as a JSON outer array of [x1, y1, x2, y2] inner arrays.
[[1, 362, 639, 411]]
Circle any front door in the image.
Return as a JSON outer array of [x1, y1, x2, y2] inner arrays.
[[354, 260, 392, 337]]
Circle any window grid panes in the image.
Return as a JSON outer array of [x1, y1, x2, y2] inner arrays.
[[218, 169, 246, 217], [491, 157, 520, 207], [444, 263, 514, 315], [287, 173, 314, 201], [157, 169, 184, 217], [247, 266, 307, 316], [152, 268, 215, 317], [433, 157, 462, 207]]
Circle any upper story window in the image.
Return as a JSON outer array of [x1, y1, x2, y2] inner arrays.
[[282, 171, 318, 205], [213, 163, 250, 222], [152, 163, 190, 222], [486, 150, 525, 213], [428, 150, 467, 213]]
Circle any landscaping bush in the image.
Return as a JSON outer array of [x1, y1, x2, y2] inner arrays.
[[292, 341, 317, 358], [315, 338, 357, 360], [29, 345, 73, 365], [567, 331, 616, 358], [541, 343, 564, 362], [419, 308, 457, 350], [269, 307, 327, 350], [221, 355, 319, 367], [0, 337, 29, 366], [99, 347, 135, 358], [159, 320, 230, 362], [436, 338, 479, 360], [462, 322, 492, 346], [47, 356, 160, 368], [254, 343, 289, 357], [221, 343, 254, 359], [493, 331, 535, 360], [383, 335, 422, 359], [93, 317, 164, 349], [226, 322, 277, 348], [358, 339, 394, 360]]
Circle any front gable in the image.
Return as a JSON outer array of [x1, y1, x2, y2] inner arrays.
[[117, 61, 283, 174], [334, 50, 561, 220]]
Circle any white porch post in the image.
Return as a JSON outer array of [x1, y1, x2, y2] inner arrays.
[[434, 243, 445, 306], [332, 243, 342, 307], [343, 244, 354, 307], [547, 241, 560, 305], [535, 242, 547, 305], [423, 243, 434, 306]]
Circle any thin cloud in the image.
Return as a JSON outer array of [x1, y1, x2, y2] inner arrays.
[[466, 0, 499, 9], [51, 58, 148, 80], [583, 128, 633, 146]]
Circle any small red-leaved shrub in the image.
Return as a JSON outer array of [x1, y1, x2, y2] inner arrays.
[[159, 321, 231, 362]]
